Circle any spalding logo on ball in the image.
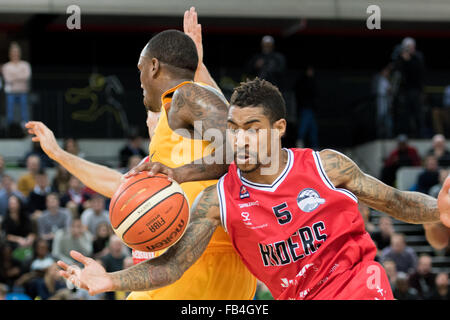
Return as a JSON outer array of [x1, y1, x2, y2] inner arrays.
[[109, 172, 190, 252]]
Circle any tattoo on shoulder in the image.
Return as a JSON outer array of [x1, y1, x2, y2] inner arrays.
[[173, 84, 228, 132]]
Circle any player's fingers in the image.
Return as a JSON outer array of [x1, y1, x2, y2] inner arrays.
[[31, 137, 40, 142], [57, 260, 69, 271], [70, 250, 91, 266]]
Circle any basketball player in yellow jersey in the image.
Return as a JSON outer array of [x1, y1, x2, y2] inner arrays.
[[26, 8, 256, 300]]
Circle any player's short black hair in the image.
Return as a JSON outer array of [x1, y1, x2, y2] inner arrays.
[[145, 29, 198, 73], [230, 77, 286, 123]]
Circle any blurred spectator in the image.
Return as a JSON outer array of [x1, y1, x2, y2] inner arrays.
[[426, 134, 450, 167], [358, 203, 375, 233], [0, 155, 5, 180], [1, 42, 31, 128], [392, 37, 426, 138], [121, 154, 143, 174], [51, 218, 93, 267], [295, 66, 319, 149], [372, 64, 393, 139], [429, 168, 449, 199], [81, 193, 109, 236], [0, 242, 23, 288], [27, 263, 66, 300], [119, 134, 146, 169], [382, 259, 398, 290], [408, 254, 436, 299], [1, 195, 35, 253], [51, 165, 71, 195], [416, 155, 439, 194], [63, 138, 85, 159], [381, 233, 418, 274], [393, 272, 419, 300], [20, 142, 54, 169], [17, 154, 40, 197], [246, 35, 286, 89], [380, 134, 421, 186], [27, 169, 51, 219], [26, 238, 55, 273], [60, 176, 92, 217], [36, 193, 71, 243], [432, 85, 450, 136], [0, 174, 25, 219], [370, 215, 394, 251], [101, 235, 129, 300], [429, 272, 450, 300], [0, 283, 7, 300], [92, 222, 112, 259]]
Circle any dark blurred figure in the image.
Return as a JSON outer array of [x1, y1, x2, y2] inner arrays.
[[20, 141, 54, 169], [63, 138, 85, 159], [119, 135, 146, 169], [408, 254, 436, 299], [51, 165, 71, 196], [246, 35, 286, 89], [392, 37, 426, 138], [0, 174, 25, 218], [393, 272, 419, 300], [416, 155, 439, 194], [431, 85, 450, 136], [380, 134, 421, 186], [295, 66, 319, 149], [429, 168, 448, 199], [59, 176, 92, 217], [0, 242, 23, 289], [370, 215, 394, 251], [426, 134, 450, 167], [372, 65, 393, 139], [429, 272, 450, 300], [27, 169, 51, 219], [1, 195, 35, 251], [381, 233, 418, 274]]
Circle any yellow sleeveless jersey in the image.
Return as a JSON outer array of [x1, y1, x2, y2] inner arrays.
[[127, 81, 256, 300]]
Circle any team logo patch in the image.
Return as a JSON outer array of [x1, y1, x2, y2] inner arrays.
[[297, 188, 325, 212], [239, 185, 250, 199]]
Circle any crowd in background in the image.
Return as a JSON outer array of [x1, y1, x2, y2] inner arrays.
[[0, 36, 449, 300]]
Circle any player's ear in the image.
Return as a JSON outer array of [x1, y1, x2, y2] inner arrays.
[[272, 118, 286, 138], [150, 58, 160, 78]]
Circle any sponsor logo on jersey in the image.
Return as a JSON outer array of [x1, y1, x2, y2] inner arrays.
[[297, 188, 325, 212], [238, 200, 259, 208], [239, 185, 250, 199]]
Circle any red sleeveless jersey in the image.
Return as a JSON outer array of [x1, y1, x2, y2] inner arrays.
[[217, 148, 379, 300]]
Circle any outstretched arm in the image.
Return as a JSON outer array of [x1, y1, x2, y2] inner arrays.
[[319, 149, 442, 224], [25, 121, 122, 198], [58, 185, 221, 295], [183, 7, 222, 94]]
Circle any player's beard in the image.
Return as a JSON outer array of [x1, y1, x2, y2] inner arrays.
[[234, 150, 261, 173]]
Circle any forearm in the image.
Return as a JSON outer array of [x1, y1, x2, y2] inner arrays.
[[424, 223, 449, 249], [361, 183, 440, 224], [194, 63, 222, 94], [52, 148, 122, 198], [177, 161, 228, 183]]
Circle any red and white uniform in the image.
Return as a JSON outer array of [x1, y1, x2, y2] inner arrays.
[[217, 148, 393, 300]]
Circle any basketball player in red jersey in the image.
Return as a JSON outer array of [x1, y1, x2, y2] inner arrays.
[[58, 78, 450, 300]]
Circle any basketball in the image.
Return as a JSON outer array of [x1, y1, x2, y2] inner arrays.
[[109, 172, 190, 252]]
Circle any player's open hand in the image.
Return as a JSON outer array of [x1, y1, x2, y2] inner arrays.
[[437, 175, 450, 227], [183, 6, 203, 65], [25, 121, 61, 160], [124, 161, 180, 183], [57, 250, 113, 296]]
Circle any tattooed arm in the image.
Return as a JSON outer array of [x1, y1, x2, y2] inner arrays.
[[167, 82, 230, 182], [57, 185, 221, 295], [319, 149, 441, 224]]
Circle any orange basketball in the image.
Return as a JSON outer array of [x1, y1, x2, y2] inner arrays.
[[109, 172, 190, 252]]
